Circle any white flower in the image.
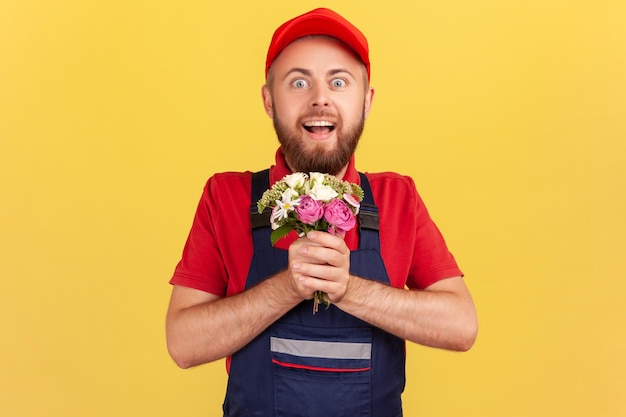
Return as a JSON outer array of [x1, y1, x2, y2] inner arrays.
[[281, 188, 299, 202], [308, 183, 338, 202], [270, 206, 281, 229], [308, 172, 326, 188], [273, 189, 301, 221], [283, 172, 307, 190]]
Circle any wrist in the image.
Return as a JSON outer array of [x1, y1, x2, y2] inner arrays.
[[335, 274, 365, 308], [268, 269, 304, 306]]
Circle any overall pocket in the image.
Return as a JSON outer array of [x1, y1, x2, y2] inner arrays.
[[271, 322, 372, 417]]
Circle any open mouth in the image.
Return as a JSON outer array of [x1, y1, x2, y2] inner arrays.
[[303, 120, 336, 134]]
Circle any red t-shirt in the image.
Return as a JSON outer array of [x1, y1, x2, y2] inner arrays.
[[170, 149, 462, 295]]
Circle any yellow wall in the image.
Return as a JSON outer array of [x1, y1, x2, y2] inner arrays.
[[1, 1, 624, 416]]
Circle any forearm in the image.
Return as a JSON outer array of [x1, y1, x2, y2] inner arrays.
[[166, 270, 301, 368], [335, 276, 477, 351]]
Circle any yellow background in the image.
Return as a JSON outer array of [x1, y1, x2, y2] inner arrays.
[[1, 0, 624, 416]]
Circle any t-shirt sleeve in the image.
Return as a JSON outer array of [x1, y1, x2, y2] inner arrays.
[[407, 177, 463, 289], [369, 173, 463, 290], [169, 178, 230, 296]]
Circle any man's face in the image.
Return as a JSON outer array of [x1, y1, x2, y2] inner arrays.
[[262, 36, 374, 177]]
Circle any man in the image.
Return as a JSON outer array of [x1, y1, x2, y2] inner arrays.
[[166, 8, 477, 416]]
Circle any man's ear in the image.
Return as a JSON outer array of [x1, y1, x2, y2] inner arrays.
[[364, 87, 375, 119], [261, 85, 274, 119]]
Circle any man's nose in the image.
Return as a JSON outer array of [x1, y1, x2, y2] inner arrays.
[[309, 84, 331, 107]]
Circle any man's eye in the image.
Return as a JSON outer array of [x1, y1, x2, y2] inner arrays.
[[292, 79, 308, 88], [331, 78, 346, 88]]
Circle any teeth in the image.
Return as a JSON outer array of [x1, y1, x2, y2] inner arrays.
[[304, 121, 334, 127]]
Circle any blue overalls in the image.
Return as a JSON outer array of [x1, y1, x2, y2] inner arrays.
[[222, 170, 405, 417]]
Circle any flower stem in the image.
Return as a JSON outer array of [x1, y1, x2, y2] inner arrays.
[[313, 290, 330, 314]]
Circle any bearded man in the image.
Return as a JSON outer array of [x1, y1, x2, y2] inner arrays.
[[166, 8, 477, 417]]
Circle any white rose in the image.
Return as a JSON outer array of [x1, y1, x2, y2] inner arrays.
[[308, 183, 338, 202], [283, 173, 307, 190], [308, 172, 325, 188]]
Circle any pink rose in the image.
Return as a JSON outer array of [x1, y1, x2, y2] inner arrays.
[[343, 193, 361, 214], [323, 199, 356, 236], [295, 195, 324, 225]]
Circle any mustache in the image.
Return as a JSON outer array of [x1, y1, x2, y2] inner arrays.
[[299, 109, 339, 122]]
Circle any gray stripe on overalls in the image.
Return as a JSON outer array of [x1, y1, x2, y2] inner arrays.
[[270, 337, 372, 360]]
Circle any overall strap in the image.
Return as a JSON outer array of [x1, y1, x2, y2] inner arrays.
[[250, 169, 271, 230], [248, 169, 279, 285], [357, 172, 379, 231], [357, 172, 381, 251]]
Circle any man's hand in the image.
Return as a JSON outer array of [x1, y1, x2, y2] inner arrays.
[[287, 231, 351, 303]]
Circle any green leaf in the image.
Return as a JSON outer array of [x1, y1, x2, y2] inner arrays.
[[270, 225, 293, 246]]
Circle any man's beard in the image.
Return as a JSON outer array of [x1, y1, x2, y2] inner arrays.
[[272, 107, 365, 176]]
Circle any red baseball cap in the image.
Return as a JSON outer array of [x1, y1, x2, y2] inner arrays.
[[265, 8, 370, 81]]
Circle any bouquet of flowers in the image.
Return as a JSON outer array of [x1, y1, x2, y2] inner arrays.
[[257, 172, 364, 313]]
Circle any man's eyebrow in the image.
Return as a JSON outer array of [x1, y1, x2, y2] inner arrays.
[[281, 67, 357, 80], [328, 68, 356, 79], [282, 68, 312, 80]]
